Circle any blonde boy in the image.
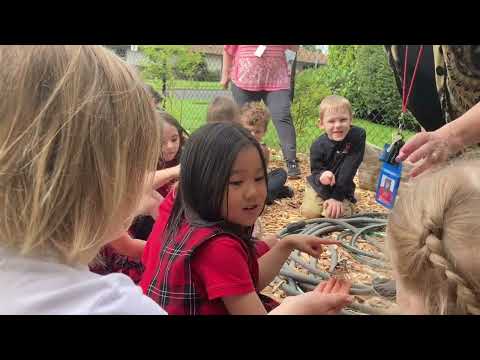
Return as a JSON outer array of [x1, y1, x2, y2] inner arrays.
[[300, 95, 366, 219]]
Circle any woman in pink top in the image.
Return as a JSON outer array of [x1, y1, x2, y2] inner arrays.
[[221, 45, 301, 178]]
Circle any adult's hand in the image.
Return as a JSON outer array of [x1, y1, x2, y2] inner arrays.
[[396, 130, 462, 177], [396, 102, 480, 177], [220, 76, 230, 90]]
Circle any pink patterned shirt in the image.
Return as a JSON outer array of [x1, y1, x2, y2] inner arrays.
[[225, 45, 291, 92]]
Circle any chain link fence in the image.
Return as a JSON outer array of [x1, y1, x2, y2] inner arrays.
[[139, 45, 420, 158]]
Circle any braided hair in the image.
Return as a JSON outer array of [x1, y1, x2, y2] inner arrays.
[[386, 160, 480, 314]]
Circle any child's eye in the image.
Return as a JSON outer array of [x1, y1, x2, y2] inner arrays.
[[229, 180, 242, 186], [255, 176, 265, 182]]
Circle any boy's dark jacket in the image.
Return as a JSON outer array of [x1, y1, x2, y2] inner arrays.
[[306, 126, 366, 203]]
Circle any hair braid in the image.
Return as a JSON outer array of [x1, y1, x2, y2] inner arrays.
[[423, 233, 480, 314]]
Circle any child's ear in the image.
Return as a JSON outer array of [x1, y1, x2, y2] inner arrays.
[[318, 118, 324, 129]]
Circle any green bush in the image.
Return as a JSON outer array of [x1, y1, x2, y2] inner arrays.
[[353, 45, 419, 131], [291, 68, 332, 134], [140, 45, 204, 85], [292, 45, 420, 132]]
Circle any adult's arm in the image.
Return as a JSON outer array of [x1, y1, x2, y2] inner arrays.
[[397, 101, 480, 177], [220, 46, 236, 89]]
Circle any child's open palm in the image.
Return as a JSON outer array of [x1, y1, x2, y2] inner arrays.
[[283, 234, 339, 258], [271, 278, 352, 315]]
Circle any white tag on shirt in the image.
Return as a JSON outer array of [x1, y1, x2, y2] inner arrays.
[[255, 45, 267, 57], [284, 49, 297, 62]]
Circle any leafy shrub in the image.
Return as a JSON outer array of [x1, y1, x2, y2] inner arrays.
[[292, 45, 420, 132], [291, 68, 331, 134]]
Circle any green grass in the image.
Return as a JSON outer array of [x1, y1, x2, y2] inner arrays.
[[164, 98, 210, 132], [164, 97, 416, 153]]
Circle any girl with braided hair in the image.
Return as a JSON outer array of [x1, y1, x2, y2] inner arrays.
[[386, 160, 480, 314]]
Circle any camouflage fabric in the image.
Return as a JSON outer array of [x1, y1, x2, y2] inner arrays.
[[385, 45, 480, 125], [433, 45, 480, 122]]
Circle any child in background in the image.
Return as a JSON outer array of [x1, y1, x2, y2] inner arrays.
[[387, 160, 480, 315], [206, 96, 265, 238], [206, 95, 241, 123], [239, 101, 294, 205], [300, 95, 366, 219], [91, 111, 187, 282], [0, 45, 165, 314], [154, 111, 188, 197], [140, 122, 352, 315], [129, 111, 187, 240]]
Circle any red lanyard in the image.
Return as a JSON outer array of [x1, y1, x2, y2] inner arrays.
[[401, 45, 424, 113]]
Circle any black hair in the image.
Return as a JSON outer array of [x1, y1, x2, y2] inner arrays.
[[163, 122, 268, 254], [157, 110, 189, 168]]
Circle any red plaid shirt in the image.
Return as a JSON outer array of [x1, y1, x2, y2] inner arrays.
[[89, 245, 144, 285], [140, 191, 278, 315]]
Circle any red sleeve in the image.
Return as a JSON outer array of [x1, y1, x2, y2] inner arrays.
[[254, 240, 270, 258], [224, 45, 238, 57], [192, 236, 256, 300], [141, 189, 176, 266]]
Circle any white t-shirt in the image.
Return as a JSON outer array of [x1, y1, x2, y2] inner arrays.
[[0, 247, 167, 315]]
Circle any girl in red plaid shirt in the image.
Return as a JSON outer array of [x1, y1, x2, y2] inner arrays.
[[140, 122, 353, 315], [91, 111, 188, 283]]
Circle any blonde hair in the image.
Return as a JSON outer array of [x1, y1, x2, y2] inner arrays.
[[240, 101, 271, 131], [206, 96, 240, 123], [319, 95, 352, 121], [386, 160, 480, 314], [0, 45, 161, 266]]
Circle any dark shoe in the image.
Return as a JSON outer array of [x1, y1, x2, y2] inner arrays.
[[286, 160, 301, 179], [266, 186, 294, 205], [277, 186, 294, 199]]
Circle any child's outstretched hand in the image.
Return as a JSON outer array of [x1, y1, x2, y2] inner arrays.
[[270, 278, 352, 315], [312, 277, 352, 314], [283, 234, 340, 258]]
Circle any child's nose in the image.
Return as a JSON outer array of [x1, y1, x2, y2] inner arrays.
[[244, 181, 257, 199]]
